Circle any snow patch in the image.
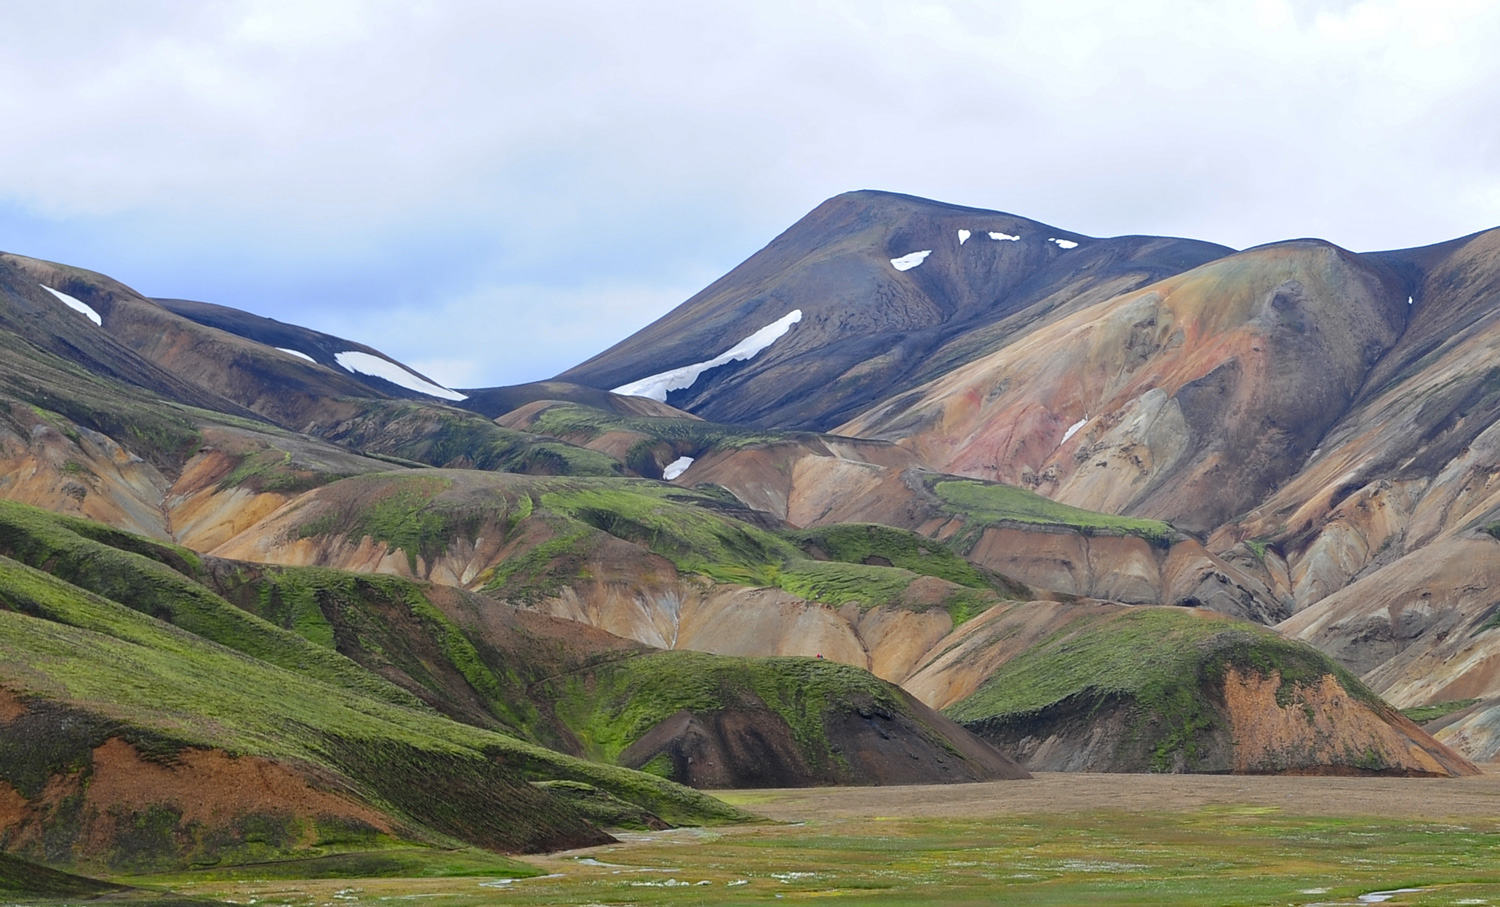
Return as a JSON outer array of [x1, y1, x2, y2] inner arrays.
[[1060, 416, 1088, 445], [1359, 890, 1429, 903], [957, 229, 971, 245], [662, 456, 694, 480], [40, 285, 102, 326], [479, 874, 564, 887], [333, 350, 468, 401], [612, 309, 802, 402], [989, 232, 1020, 242], [1049, 238, 1079, 249], [890, 250, 932, 271], [1408, 295, 1414, 305], [276, 347, 316, 363]]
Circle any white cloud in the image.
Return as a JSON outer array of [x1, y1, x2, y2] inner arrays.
[[3, 0, 1500, 385]]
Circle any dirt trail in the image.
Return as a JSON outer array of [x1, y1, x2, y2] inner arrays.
[[722, 766, 1500, 823]]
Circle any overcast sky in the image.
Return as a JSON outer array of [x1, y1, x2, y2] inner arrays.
[[3, 0, 1499, 388]]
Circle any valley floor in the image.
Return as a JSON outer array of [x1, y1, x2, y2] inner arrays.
[[135, 770, 1500, 907]]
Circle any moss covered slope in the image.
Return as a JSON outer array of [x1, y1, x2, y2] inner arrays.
[[928, 476, 1176, 547], [947, 606, 1476, 776], [542, 650, 1028, 788], [0, 554, 749, 873]]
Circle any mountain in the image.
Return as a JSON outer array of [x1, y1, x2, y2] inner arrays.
[[559, 190, 1230, 430], [3, 189, 1497, 877], [558, 193, 1500, 769]]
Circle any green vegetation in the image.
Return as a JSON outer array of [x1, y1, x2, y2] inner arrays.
[[777, 560, 930, 608], [0, 499, 424, 710], [478, 481, 1008, 625], [537, 482, 798, 587], [532, 780, 669, 831], [929, 477, 1176, 549], [150, 805, 1500, 907], [0, 852, 119, 897], [214, 564, 539, 734], [481, 513, 595, 603], [217, 446, 350, 495], [787, 523, 989, 585], [0, 553, 748, 868], [0, 337, 205, 472], [545, 650, 904, 771], [1401, 698, 1481, 724], [134, 847, 535, 884], [947, 607, 1378, 772], [328, 401, 622, 477], [776, 560, 994, 619], [297, 475, 468, 573], [786, 522, 1031, 611], [523, 402, 806, 474]]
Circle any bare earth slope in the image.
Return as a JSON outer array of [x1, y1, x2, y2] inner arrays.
[[844, 241, 1409, 533]]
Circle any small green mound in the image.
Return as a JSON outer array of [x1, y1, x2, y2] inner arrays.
[[527, 402, 799, 454], [786, 523, 1030, 600], [930, 477, 1176, 548], [948, 607, 1379, 771], [776, 560, 995, 622], [547, 650, 903, 769], [329, 401, 622, 477], [1401, 698, 1481, 724], [296, 474, 475, 573], [216, 446, 352, 495], [535, 482, 799, 586]]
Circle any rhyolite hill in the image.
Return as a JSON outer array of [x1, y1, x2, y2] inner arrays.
[[0, 188, 1494, 880]]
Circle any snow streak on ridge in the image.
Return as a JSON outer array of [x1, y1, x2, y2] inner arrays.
[[613, 309, 803, 402], [41, 285, 102, 326], [334, 350, 468, 401]]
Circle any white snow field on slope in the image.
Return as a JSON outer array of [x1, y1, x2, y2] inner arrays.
[[989, 231, 1020, 242], [957, 229, 971, 245], [890, 250, 932, 271], [1049, 238, 1080, 249], [333, 350, 468, 401], [662, 455, 694, 480], [1060, 416, 1088, 445], [276, 347, 317, 363], [41, 285, 102, 326], [612, 309, 803, 402]]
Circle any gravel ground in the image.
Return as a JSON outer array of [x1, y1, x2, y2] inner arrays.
[[726, 765, 1500, 822]]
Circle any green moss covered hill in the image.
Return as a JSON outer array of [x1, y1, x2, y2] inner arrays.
[[0, 501, 1031, 877], [0, 501, 751, 875], [945, 606, 1473, 776]]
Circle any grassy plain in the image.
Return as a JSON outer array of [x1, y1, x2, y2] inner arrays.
[[136, 772, 1500, 907]]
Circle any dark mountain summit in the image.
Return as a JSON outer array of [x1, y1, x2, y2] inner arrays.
[[559, 190, 1231, 430]]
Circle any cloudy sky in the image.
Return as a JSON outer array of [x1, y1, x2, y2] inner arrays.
[[3, 0, 1499, 388]]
